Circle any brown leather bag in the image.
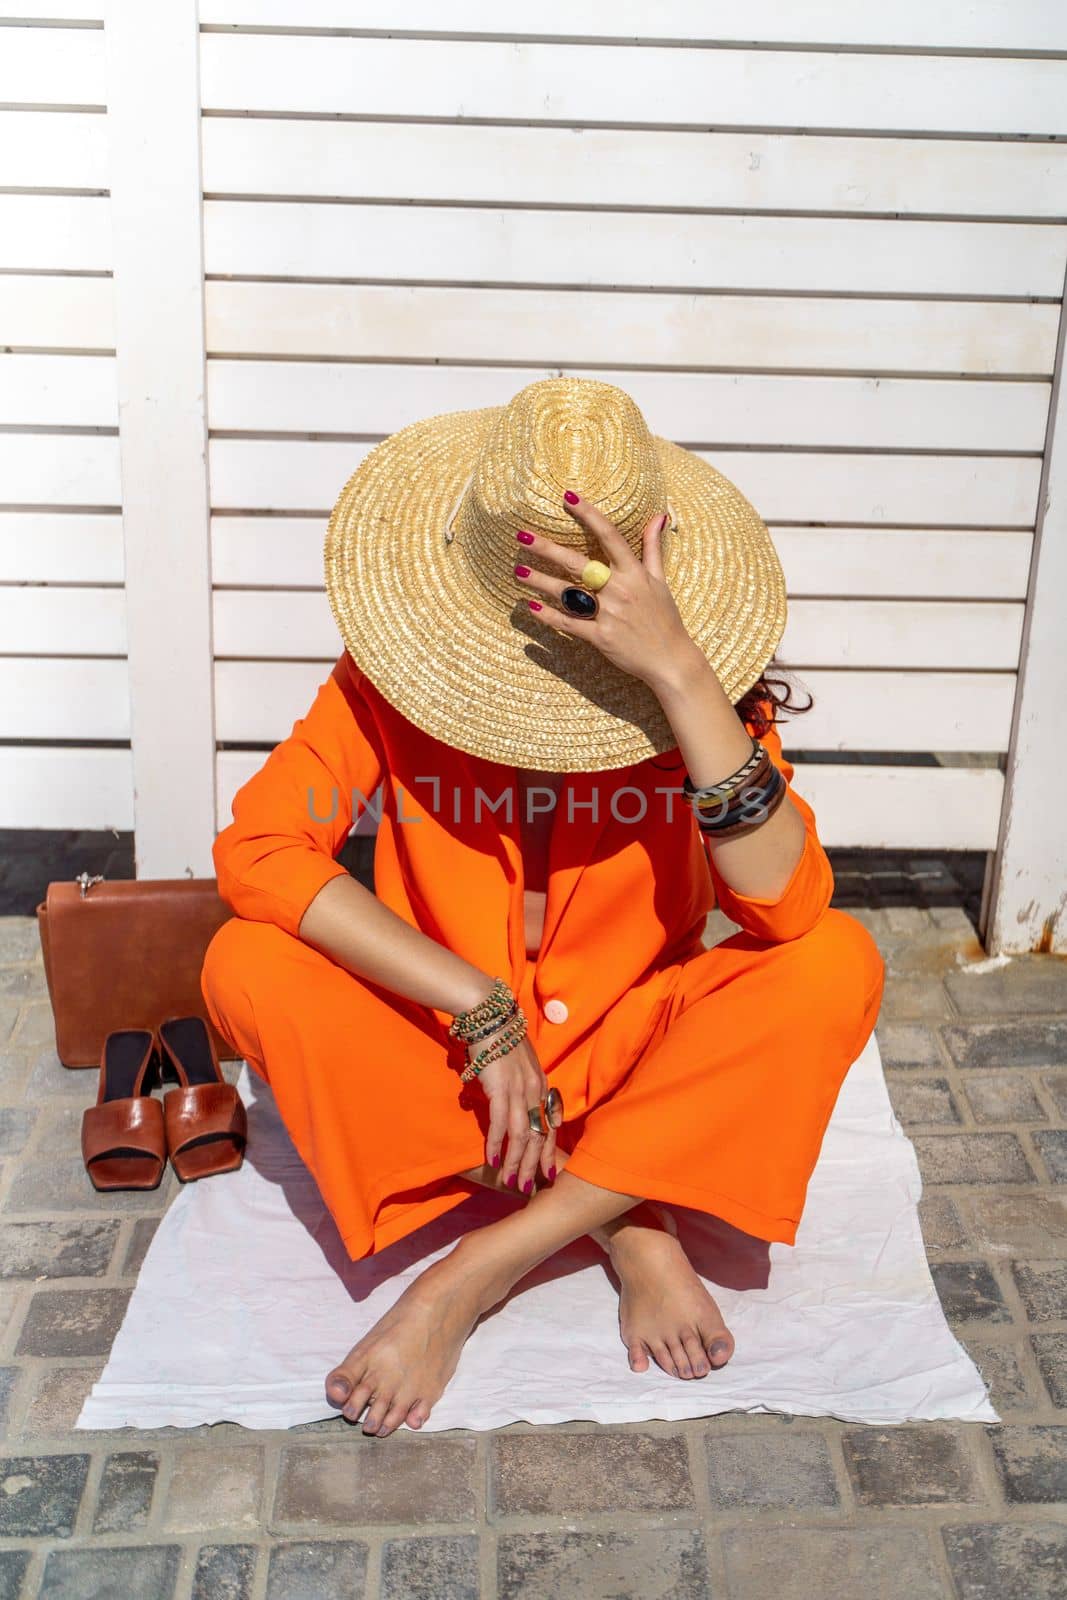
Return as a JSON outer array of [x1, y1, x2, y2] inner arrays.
[[36, 876, 238, 1068]]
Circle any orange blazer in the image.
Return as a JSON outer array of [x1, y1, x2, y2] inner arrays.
[[211, 652, 835, 1110]]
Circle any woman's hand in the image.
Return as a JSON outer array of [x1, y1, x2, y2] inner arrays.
[[473, 1033, 557, 1194], [514, 493, 702, 692]]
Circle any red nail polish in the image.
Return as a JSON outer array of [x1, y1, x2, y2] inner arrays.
[[514, 564, 531, 577], [491, 1153, 500, 1168], [657, 512, 668, 533], [516, 530, 535, 544], [548, 1165, 556, 1181], [523, 1178, 533, 1195], [563, 490, 580, 505], [528, 600, 542, 612], [506, 1172, 517, 1189]]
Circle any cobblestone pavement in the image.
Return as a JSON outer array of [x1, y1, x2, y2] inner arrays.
[[0, 879, 1064, 1597]]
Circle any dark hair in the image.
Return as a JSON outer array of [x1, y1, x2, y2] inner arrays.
[[733, 662, 814, 738]]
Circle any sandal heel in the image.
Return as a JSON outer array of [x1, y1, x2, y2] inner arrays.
[[158, 1015, 247, 1182]]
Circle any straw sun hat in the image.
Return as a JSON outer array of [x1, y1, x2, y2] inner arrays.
[[323, 376, 787, 773]]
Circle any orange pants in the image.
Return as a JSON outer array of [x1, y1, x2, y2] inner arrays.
[[201, 907, 884, 1261]]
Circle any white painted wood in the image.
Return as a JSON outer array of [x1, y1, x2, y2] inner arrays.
[[0, 513, 123, 582], [0, 24, 106, 105], [0, 657, 130, 739], [104, 0, 216, 876], [0, 195, 111, 272], [214, 658, 1016, 752], [203, 202, 1067, 300], [0, 586, 125, 654], [0, 110, 107, 188], [199, 34, 1067, 136], [0, 748, 133, 830], [0, 434, 120, 505], [209, 515, 1032, 601], [197, 0, 1067, 52], [0, 276, 114, 349], [202, 119, 1067, 221], [0, 354, 118, 427], [3, 2, 105, 18], [205, 282, 1060, 375], [210, 587, 1023, 671], [206, 362, 1051, 454], [207, 438, 1042, 528]]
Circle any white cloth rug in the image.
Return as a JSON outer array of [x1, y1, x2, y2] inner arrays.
[[77, 1032, 997, 1432]]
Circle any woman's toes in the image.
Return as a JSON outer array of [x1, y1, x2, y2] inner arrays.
[[707, 1333, 734, 1368], [375, 1397, 413, 1438], [325, 1370, 353, 1406], [668, 1340, 693, 1379], [682, 1330, 710, 1378], [627, 1342, 650, 1374], [650, 1341, 678, 1378], [406, 1400, 431, 1429], [361, 1394, 392, 1436], [341, 1380, 374, 1424]]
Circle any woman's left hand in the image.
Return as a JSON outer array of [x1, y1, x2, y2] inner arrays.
[[514, 492, 698, 689]]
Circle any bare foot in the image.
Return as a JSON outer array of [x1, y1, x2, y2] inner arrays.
[[325, 1240, 502, 1437], [609, 1221, 734, 1379]]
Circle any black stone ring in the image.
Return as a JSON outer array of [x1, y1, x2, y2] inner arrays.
[[559, 586, 600, 619]]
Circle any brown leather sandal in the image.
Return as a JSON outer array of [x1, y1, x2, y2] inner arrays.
[[81, 1029, 166, 1192], [158, 1015, 248, 1181]]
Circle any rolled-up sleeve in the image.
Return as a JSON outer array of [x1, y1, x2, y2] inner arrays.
[[702, 709, 835, 944], [212, 653, 385, 937]]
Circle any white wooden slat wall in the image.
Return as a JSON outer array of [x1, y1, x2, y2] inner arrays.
[[0, 14, 133, 828], [3, 3, 1065, 948]]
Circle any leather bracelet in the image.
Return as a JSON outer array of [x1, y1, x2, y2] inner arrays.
[[683, 735, 764, 805], [690, 748, 776, 821], [695, 766, 787, 838]]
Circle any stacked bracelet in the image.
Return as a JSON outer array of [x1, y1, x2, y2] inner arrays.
[[460, 1010, 529, 1083], [684, 738, 788, 839], [449, 976, 514, 1041]]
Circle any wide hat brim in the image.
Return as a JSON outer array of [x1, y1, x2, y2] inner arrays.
[[324, 402, 787, 773]]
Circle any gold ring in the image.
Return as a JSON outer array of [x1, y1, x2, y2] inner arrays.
[[580, 559, 612, 592]]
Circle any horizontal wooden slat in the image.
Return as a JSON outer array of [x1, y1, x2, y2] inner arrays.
[[207, 439, 1042, 527], [206, 362, 1052, 453], [0, 747, 132, 829], [0, 276, 114, 349], [0, 25, 105, 105], [197, 1, 1067, 52], [4, 3, 104, 18], [205, 283, 1060, 375], [199, 34, 1067, 136], [202, 119, 1067, 221], [203, 202, 1067, 299], [211, 588, 1023, 670], [214, 658, 1015, 751], [0, 435, 121, 506], [0, 657, 129, 738], [0, 354, 118, 427], [209, 516, 1032, 601], [0, 512, 123, 582], [0, 195, 111, 272], [0, 586, 126, 654], [215, 745, 1003, 850], [0, 110, 107, 188]]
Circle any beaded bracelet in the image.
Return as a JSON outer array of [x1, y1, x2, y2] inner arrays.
[[449, 976, 514, 1041], [463, 998, 519, 1044], [460, 1010, 529, 1083]]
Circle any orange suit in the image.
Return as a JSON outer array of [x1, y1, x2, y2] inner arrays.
[[201, 650, 885, 1261]]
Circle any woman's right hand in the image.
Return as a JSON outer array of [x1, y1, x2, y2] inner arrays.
[[473, 1033, 557, 1193]]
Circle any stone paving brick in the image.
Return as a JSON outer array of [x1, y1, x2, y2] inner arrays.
[[0, 1453, 89, 1538], [20, 1366, 101, 1438], [876, 1023, 944, 1069], [930, 1262, 1012, 1325], [380, 1535, 479, 1600], [0, 921, 41, 963], [10, 1005, 60, 1052], [706, 1428, 839, 1509], [964, 1193, 1067, 1257], [39, 1545, 181, 1599], [275, 1439, 478, 1526], [24, 1051, 93, 1101], [92, 1449, 158, 1533], [918, 1194, 969, 1252], [841, 1425, 983, 1506], [943, 1020, 1067, 1071], [0, 1110, 35, 1157], [0, 1220, 118, 1281], [0, 970, 43, 1000], [879, 977, 951, 1020], [887, 1075, 961, 1126], [266, 1540, 368, 1600], [163, 1446, 263, 1532], [944, 959, 1067, 1017], [192, 1543, 258, 1600], [721, 1526, 945, 1600], [1032, 1334, 1067, 1409], [498, 1529, 710, 1600], [942, 1521, 1067, 1600], [988, 1424, 1067, 1503], [912, 1132, 1034, 1185], [15, 1288, 130, 1357], [3, 1155, 170, 1215], [0, 1044, 32, 1099], [0, 1550, 29, 1600], [1011, 1260, 1067, 1323], [963, 1072, 1047, 1124], [121, 1217, 160, 1276], [1042, 1069, 1067, 1118], [0, 1366, 17, 1432], [1033, 1129, 1067, 1183], [957, 1338, 1034, 1415], [491, 1429, 692, 1516]]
